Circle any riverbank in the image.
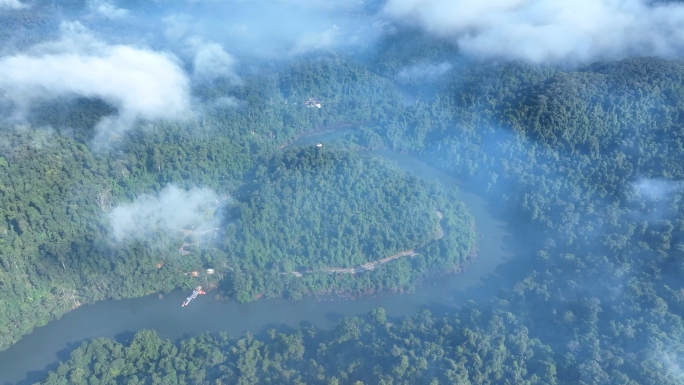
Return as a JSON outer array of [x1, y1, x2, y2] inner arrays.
[[0, 149, 513, 385]]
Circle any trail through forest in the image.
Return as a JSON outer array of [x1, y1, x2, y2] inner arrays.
[[313, 249, 419, 275], [291, 209, 443, 276]]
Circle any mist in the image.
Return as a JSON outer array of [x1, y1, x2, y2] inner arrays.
[[162, 15, 241, 84], [0, 0, 26, 10], [396, 61, 453, 84], [633, 178, 680, 201], [0, 2, 683, 385], [0, 0, 388, 143], [125, 0, 384, 59], [0, 21, 190, 143], [383, 0, 684, 64], [629, 178, 682, 222], [87, 0, 129, 20], [3, 0, 683, 144], [108, 185, 219, 242]]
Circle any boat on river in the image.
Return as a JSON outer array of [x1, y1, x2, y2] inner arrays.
[[182, 286, 205, 307]]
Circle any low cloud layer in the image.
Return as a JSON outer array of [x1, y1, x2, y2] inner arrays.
[[633, 178, 681, 201], [189, 39, 241, 84], [88, 0, 129, 19], [109, 185, 219, 242], [0, 22, 190, 142], [629, 178, 682, 222], [0, 0, 26, 10], [160, 1, 380, 58], [163, 16, 241, 84], [396, 61, 452, 84], [383, 0, 684, 63]]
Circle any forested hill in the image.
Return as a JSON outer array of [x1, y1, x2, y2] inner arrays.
[[222, 147, 476, 302], [3, 7, 684, 382], [0, 55, 475, 353], [0, 55, 398, 349], [353, 56, 684, 384]]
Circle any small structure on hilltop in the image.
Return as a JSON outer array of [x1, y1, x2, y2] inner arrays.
[[305, 98, 322, 108]]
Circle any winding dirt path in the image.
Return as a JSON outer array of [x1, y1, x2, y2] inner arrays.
[[291, 210, 443, 277], [293, 249, 419, 277]]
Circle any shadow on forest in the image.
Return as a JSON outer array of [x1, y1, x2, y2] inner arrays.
[[27, 97, 116, 143]]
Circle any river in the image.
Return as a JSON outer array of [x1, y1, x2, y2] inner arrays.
[[0, 134, 518, 385]]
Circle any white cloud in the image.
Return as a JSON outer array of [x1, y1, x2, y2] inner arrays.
[[629, 178, 682, 222], [212, 96, 240, 108], [291, 25, 341, 55], [633, 178, 680, 201], [162, 17, 241, 84], [0, 22, 191, 142], [0, 0, 27, 10], [396, 61, 452, 83], [162, 2, 381, 58], [88, 0, 130, 19], [163, 14, 192, 42], [189, 39, 241, 84], [383, 0, 684, 64], [109, 185, 219, 242]]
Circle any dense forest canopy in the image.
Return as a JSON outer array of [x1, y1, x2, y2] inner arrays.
[[355, 56, 684, 384], [0, 0, 682, 384], [230, 147, 444, 269], [0, 3, 473, 354], [222, 147, 475, 301], [41, 307, 556, 385], [0, 54, 472, 351]]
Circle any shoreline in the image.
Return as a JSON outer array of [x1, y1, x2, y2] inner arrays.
[[0, 147, 512, 385]]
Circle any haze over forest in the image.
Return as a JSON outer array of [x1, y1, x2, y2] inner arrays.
[[1, 0, 684, 384]]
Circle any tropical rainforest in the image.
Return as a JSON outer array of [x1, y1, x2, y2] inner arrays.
[[223, 147, 475, 302], [42, 307, 555, 385], [0, 0, 682, 384]]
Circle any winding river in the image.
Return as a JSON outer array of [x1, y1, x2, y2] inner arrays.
[[0, 135, 520, 385]]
